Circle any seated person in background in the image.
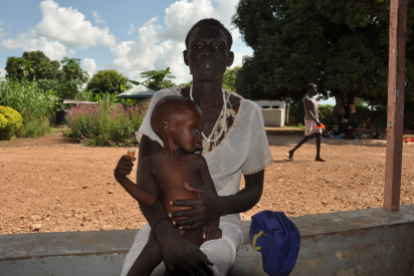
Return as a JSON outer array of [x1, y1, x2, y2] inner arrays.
[[114, 96, 221, 276], [366, 117, 371, 129]]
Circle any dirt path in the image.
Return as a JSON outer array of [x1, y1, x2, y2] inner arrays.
[[1, 132, 413, 235]]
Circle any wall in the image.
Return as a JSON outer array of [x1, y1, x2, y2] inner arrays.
[[253, 100, 286, 110], [1, 205, 414, 276], [261, 109, 285, 127]]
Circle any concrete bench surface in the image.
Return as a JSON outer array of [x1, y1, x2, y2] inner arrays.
[[1, 205, 414, 275]]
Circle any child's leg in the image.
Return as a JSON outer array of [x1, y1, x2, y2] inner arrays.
[[127, 231, 163, 276], [182, 228, 204, 247], [162, 229, 204, 276]]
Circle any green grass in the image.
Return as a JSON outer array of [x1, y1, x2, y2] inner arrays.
[[0, 78, 57, 139]]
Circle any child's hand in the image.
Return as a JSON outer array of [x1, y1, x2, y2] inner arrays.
[[114, 156, 136, 178], [202, 225, 222, 242]]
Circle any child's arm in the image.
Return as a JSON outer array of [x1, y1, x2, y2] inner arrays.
[[114, 156, 158, 207], [195, 155, 222, 241]]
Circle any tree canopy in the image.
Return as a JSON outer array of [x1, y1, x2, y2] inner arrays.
[[222, 66, 240, 92], [86, 70, 130, 94], [232, 0, 414, 104], [140, 67, 176, 91], [59, 57, 89, 99], [4, 51, 89, 99]]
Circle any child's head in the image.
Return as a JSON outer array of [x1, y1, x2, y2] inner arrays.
[[151, 96, 204, 153]]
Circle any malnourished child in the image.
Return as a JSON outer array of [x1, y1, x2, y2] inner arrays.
[[114, 96, 221, 276]]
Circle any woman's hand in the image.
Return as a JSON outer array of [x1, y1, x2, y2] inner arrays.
[[170, 183, 224, 230]]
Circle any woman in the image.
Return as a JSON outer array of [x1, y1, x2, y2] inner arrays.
[[121, 18, 273, 276]]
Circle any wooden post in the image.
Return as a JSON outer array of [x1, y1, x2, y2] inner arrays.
[[384, 0, 408, 211]]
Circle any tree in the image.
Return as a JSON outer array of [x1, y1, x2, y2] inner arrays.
[[59, 57, 89, 99], [222, 66, 240, 92], [22, 51, 60, 81], [5, 57, 34, 80], [140, 67, 176, 91], [232, 0, 414, 104], [86, 70, 131, 94]]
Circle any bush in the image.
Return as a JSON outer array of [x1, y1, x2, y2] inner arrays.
[[0, 78, 57, 137], [66, 101, 148, 147], [0, 106, 23, 140]]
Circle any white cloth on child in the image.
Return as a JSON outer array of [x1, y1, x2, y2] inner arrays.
[[120, 88, 273, 276]]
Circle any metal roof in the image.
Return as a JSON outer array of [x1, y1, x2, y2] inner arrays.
[[116, 84, 156, 99]]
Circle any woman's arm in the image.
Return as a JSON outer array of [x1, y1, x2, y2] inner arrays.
[[136, 135, 214, 275], [171, 170, 264, 230]]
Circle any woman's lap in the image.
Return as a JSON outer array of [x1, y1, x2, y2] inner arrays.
[[120, 214, 243, 276]]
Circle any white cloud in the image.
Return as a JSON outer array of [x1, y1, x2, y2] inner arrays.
[[158, 0, 239, 42], [0, 68, 5, 79], [231, 52, 243, 68], [0, 19, 8, 37], [92, 11, 106, 25], [35, 1, 116, 49], [83, 58, 97, 77], [1, 31, 67, 60], [0, 0, 116, 58], [127, 24, 136, 35], [110, 0, 240, 84]]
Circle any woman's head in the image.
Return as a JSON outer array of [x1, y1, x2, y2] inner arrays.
[[185, 19, 233, 50], [183, 18, 234, 82]]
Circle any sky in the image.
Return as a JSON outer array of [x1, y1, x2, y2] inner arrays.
[[0, 0, 334, 104]]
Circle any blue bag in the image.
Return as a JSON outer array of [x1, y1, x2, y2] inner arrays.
[[249, 211, 300, 276]]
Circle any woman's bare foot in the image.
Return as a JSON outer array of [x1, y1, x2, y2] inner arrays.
[[315, 157, 325, 162]]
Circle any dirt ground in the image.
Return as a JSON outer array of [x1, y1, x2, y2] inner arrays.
[[1, 131, 414, 235]]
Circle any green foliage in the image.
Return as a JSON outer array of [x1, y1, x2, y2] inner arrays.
[[19, 117, 52, 138], [177, 80, 193, 87], [22, 51, 60, 81], [5, 51, 89, 99], [222, 66, 240, 92], [66, 102, 148, 147], [58, 57, 89, 99], [140, 67, 176, 91], [5, 57, 34, 81], [232, 0, 414, 104], [0, 78, 57, 138], [35, 79, 59, 93], [288, 100, 305, 118], [0, 106, 23, 140], [6, 51, 61, 83], [318, 104, 335, 123], [86, 70, 131, 95]]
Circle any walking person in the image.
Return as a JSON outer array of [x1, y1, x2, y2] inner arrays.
[[287, 83, 325, 162]]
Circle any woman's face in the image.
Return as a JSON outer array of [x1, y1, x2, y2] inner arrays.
[[183, 26, 234, 82]]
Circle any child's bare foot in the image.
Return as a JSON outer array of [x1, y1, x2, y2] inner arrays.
[[315, 157, 325, 162], [286, 150, 293, 160]]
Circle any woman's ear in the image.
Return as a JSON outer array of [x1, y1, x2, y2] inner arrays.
[[227, 51, 234, 67], [162, 120, 172, 134], [183, 50, 189, 66]]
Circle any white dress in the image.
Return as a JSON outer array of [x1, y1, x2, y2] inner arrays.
[[121, 88, 273, 276]]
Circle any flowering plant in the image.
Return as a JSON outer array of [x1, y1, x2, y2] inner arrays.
[[66, 100, 149, 146]]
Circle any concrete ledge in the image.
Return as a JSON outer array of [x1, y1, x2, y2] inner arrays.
[[1, 205, 414, 275]]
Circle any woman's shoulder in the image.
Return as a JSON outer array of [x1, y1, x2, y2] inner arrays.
[[152, 87, 180, 99], [233, 94, 260, 115]]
